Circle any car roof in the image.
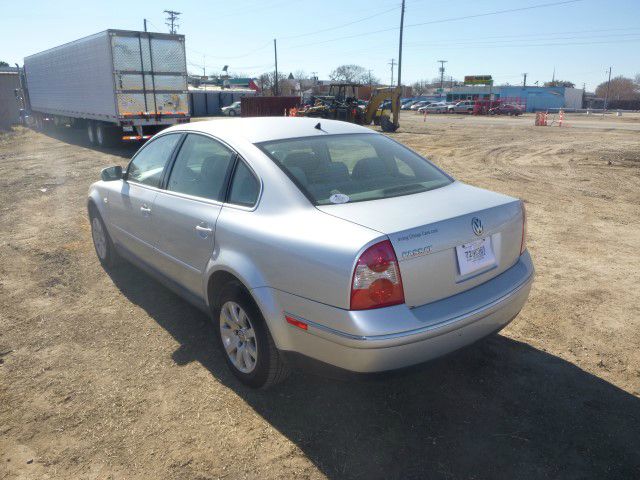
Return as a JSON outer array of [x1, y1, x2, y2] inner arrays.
[[163, 117, 377, 144]]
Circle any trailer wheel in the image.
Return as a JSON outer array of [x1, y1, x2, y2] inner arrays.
[[87, 122, 96, 145], [95, 123, 119, 147]]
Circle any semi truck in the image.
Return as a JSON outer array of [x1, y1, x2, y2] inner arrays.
[[17, 29, 190, 146]]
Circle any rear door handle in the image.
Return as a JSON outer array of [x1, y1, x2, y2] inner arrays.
[[195, 224, 213, 237], [140, 205, 151, 214]]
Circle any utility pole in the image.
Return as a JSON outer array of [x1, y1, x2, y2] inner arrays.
[[522, 73, 527, 87], [604, 66, 612, 111], [438, 60, 447, 96], [164, 10, 181, 34], [397, 0, 405, 88], [551, 66, 556, 83], [144, 19, 148, 32], [273, 39, 279, 96], [388, 58, 396, 87]]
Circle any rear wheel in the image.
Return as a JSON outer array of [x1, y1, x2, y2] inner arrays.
[[87, 122, 96, 145], [95, 122, 119, 147], [216, 285, 289, 389]]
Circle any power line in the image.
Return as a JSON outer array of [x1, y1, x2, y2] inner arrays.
[[403, 31, 640, 48], [164, 10, 181, 34], [287, 0, 586, 49], [186, 41, 272, 60], [279, 5, 401, 40]]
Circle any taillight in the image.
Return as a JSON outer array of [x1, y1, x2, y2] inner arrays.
[[520, 201, 527, 255], [351, 240, 404, 310]]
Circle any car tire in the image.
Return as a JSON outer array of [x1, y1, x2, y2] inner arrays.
[[89, 206, 118, 268], [216, 284, 290, 389], [228, 109, 236, 117]]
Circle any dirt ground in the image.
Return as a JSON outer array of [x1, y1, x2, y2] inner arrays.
[[1, 112, 639, 479]]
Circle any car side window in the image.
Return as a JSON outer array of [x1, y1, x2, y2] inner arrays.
[[126, 134, 181, 187], [228, 160, 260, 207], [167, 134, 235, 201]]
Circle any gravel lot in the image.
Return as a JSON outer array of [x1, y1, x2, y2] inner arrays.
[[1, 112, 639, 479]]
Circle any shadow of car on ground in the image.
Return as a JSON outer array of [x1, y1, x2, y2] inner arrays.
[[106, 240, 640, 480]]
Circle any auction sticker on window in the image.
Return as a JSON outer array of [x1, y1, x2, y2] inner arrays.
[[455, 237, 496, 276], [329, 193, 350, 204]]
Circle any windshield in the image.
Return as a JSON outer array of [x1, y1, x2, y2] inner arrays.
[[256, 133, 452, 205]]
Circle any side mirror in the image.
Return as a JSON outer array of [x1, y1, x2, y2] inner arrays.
[[101, 165, 123, 181]]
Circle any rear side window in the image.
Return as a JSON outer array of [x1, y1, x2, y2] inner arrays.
[[127, 134, 181, 187], [167, 134, 235, 201], [257, 133, 452, 205], [228, 161, 260, 207]]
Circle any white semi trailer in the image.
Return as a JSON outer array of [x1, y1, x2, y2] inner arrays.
[[19, 29, 190, 146]]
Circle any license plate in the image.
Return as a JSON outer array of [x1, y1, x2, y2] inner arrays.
[[455, 237, 496, 276]]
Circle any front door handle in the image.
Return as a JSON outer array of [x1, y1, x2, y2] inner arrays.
[[140, 205, 151, 214], [195, 224, 213, 238]]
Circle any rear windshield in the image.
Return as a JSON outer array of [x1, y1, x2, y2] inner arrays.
[[256, 133, 452, 205]]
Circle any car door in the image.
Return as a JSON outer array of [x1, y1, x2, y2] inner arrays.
[[107, 133, 182, 265], [152, 133, 237, 296]]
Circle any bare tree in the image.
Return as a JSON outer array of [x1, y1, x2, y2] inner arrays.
[[544, 80, 575, 88], [329, 64, 368, 83], [258, 71, 287, 96], [362, 70, 380, 86], [411, 79, 431, 95], [595, 76, 640, 100], [293, 70, 308, 80], [0, 61, 8, 67]]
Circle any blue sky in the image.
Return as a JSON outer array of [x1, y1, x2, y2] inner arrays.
[[3, 0, 639, 91]]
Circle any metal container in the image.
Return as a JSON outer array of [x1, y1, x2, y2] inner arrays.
[[240, 96, 300, 117], [24, 30, 189, 126]]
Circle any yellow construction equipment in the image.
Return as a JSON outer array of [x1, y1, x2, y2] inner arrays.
[[296, 83, 401, 132]]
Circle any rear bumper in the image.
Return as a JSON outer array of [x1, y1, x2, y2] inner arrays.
[[252, 251, 534, 373]]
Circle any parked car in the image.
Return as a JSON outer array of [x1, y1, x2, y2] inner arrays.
[[450, 100, 477, 113], [89, 117, 534, 388], [410, 101, 429, 110], [489, 103, 524, 116], [420, 102, 448, 113], [401, 101, 417, 110], [221, 101, 242, 116]]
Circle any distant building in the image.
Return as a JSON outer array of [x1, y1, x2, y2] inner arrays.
[[446, 85, 584, 111]]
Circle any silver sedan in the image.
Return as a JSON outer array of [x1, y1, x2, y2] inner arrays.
[[88, 117, 534, 388]]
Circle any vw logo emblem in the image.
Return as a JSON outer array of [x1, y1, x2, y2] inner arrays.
[[471, 217, 483, 236]]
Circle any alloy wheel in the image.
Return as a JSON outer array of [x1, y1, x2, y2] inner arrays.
[[219, 301, 258, 373], [91, 217, 107, 260]]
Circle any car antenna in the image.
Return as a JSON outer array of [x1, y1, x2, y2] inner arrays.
[[314, 122, 322, 130]]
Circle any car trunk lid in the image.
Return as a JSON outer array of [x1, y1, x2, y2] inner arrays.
[[316, 181, 524, 307]]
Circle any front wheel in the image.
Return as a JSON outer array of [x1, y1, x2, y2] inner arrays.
[[89, 208, 118, 268], [228, 109, 236, 116], [216, 285, 289, 389]]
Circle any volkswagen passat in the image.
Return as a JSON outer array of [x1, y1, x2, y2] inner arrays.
[[88, 118, 534, 388]]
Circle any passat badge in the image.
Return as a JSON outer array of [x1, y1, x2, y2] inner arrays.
[[471, 217, 483, 236]]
